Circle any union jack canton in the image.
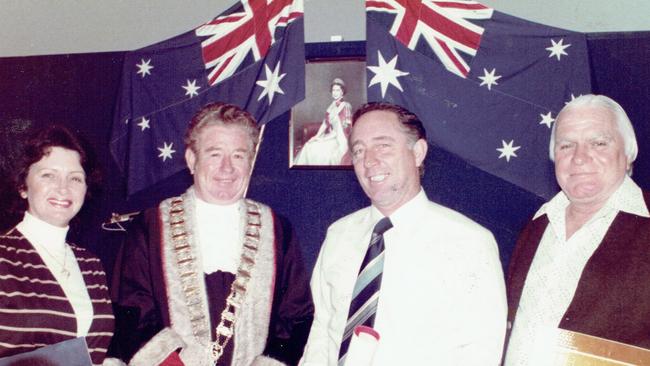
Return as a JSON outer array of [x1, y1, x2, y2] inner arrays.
[[366, 0, 493, 78], [197, 0, 303, 85]]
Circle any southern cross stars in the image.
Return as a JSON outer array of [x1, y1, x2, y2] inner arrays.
[[256, 62, 286, 104], [539, 112, 555, 128], [182, 80, 201, 98], [497, 140, 521, 162], [136, 59, 153, 78], [137, 117, 150, 131], [478, 68, 501, 90], [158, 142, 176, 162], [546, 39, 571, 61], [367, 51, 409, 98]]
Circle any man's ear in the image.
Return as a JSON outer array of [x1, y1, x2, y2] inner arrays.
[[413, 138, 428, 167], [185, 148, 196, 175]]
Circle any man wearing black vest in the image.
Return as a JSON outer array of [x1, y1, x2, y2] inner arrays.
[[505, 94, 650, 365]]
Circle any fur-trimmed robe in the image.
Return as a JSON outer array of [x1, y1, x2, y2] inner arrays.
[[109, 190, 313, 365]]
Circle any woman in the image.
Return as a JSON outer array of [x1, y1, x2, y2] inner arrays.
[[295, 78, 352, 165], [0, 125, 114, 365]]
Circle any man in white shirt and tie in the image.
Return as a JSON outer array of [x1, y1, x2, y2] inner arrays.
[[300, 102, 507, 366]]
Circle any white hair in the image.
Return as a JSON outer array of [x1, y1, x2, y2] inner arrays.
[[549, 94, 638, 172]]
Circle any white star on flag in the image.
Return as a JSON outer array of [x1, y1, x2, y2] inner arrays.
[[182, 80, 201, 98], [546, 39, 571, 61], [539, 112, 555, 128], [497, 139, 521, 162], [565, 93, 583, 104], [158, 142, 176, 162], [367, 51, 409, 98], [478, 68, 502, 90], [137, 117, 150, 131], [256, 62, 286, 104], [136, 59, 153, 78]]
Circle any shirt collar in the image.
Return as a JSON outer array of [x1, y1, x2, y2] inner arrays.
[[190, 186, 239, 212], [194, 192, 240, 227], [370, 188, 428, 229], [534, 175, 650, 220], [194, 193, 240, 214]]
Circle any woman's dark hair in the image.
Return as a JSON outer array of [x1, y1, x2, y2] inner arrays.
[[11, 125, 100, 215]]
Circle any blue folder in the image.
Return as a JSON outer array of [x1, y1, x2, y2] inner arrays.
[[0, 337, 92, 366]]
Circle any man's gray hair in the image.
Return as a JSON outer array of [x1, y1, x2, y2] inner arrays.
[[549, 94, 638, 170]]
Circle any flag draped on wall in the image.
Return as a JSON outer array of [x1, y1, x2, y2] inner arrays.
[[365, 0, 592, 199], [110, 0, 305, 196]]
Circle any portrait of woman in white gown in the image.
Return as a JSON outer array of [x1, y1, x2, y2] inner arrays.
[[294, 78, 352, 166]]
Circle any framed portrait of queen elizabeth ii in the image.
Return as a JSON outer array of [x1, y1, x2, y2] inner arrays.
[[289, 51, 366, 168]]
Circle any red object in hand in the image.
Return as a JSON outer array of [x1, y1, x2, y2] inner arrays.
[[355, 325, 381, 341], [160, 351, 184, 366]]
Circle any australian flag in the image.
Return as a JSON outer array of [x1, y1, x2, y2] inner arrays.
[[366, 0, 592, 199], [110, 0, 305, 197]]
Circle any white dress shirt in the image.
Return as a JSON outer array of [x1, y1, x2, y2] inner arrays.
[[194, 195, 242, 274], [16, 212, 93, 337], [300, 189, 507, 366], [505, 176, 650, 366]]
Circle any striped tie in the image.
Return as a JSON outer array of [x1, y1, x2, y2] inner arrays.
[[338, 217, 393, 365]]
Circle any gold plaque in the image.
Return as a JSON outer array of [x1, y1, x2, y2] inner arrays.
[[552, 329, 650, 365]]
